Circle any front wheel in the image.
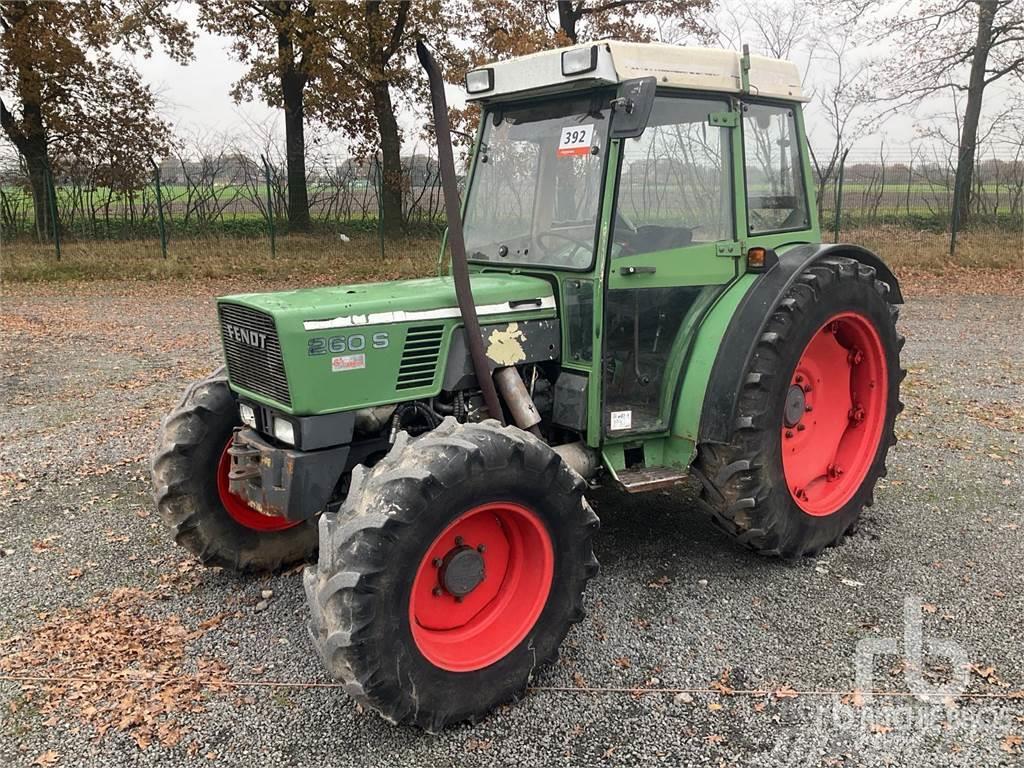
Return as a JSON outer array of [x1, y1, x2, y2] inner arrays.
[[695, 257, 905, 558], [304, 418, 599, 731], [151, 369, 318, 572]]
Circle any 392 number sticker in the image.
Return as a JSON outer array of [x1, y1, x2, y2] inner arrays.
[[557, 124, 595, 157]]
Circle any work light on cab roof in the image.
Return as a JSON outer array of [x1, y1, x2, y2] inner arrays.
[[152, 38, 905, 733]]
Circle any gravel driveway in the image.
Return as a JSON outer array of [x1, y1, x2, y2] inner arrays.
[[2, 278, 1022, 767]]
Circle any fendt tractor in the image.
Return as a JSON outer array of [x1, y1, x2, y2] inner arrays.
[[152, 40, 904, 730]]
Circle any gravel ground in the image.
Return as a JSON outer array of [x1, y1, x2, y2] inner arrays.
[[1, 279, 1022, 767]]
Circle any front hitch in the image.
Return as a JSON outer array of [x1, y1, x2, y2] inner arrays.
[[227, 428, 349, 522]]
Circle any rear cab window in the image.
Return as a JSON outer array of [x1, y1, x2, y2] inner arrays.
[[741, 102, 809, 234]]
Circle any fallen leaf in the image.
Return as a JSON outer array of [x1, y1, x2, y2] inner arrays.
[[32, 751, 60, 766], [1000, 734, 1022, 754], [871, 723, 893, 734], [612, 656, 631, 669], [705, 734, 726, 745], [774, 685, 799, 699], [708, 701, 723, 711], [921, 603, 937, 614]]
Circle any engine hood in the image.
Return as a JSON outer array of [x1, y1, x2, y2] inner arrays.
[[220, 273, 555, 325], [216, 273, 558, 415]]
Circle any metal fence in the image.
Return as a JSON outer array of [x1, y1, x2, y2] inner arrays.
[[3, 146, 1023, 262]]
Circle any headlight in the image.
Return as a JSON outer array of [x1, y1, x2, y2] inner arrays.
[[272, 417, 295, 446], [562, 45, 598, 76], [465, 68, 494, 94], [238, 402, 256, 429]]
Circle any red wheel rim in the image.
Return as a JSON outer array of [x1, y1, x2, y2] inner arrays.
[[216, 438, 300, 532], [781, 312, 888, 516], [409, 502, 554, 672]]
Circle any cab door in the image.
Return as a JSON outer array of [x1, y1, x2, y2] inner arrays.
[[602, 93, 740, 436]]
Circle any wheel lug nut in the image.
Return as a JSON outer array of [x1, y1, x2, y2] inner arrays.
[[796, 423, 806, 431], [454, 595, 463, 603], [795, 374, 803, 384], [455, 536, 464, 546], [477, 544, 486, 553], [785, 430, 794, 439], [432, 558, 442, 568], [805, 404, 813, 412], [432, 587, 442, 597]]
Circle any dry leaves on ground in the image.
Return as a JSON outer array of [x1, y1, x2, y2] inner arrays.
[[0, 587, 229, 749]]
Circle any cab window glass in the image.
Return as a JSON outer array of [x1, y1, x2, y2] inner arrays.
[[613, 96, 733, 255], [742, 103, 809, 233]]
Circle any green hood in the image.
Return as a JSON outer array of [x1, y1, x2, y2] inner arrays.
[[217, 273, 557, 415], [221, 273, 554, 322]]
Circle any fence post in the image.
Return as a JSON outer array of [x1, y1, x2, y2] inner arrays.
[[261, 154, 276, 258], [833, 148, 849, 243], [45, 163, 61, 261], [152, 159, 168, 259]]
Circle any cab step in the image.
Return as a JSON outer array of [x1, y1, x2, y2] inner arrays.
[[614, 466, 688, 493]]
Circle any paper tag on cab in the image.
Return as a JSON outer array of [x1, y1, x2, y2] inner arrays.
[[610, 410, 632, 430], [557, 124, 594, 157]]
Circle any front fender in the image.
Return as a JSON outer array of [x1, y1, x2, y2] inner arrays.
[[672, 243, 902, 449]]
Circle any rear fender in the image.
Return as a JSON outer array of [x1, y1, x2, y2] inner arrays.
[[690, 243, 902, 447]]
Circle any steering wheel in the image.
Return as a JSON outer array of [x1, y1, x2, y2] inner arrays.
[[535, 232, 592, 261]]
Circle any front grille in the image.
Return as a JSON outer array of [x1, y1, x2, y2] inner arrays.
[[396, 325, 444, 390], [218, 303, 291, 406]]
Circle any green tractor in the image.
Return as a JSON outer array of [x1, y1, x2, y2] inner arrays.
[[152, 40, 904, 730]]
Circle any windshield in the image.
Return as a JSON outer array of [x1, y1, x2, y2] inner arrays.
[[464, 94, 611, 270]]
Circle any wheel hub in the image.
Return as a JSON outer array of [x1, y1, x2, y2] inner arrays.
[[783, 384, 806, 428], [439, 545, 485, 597], [409, 501, 554, 672], [780, 312, 888, 517]]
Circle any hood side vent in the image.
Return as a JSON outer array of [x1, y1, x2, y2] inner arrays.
[[396, 325, 445, 390]]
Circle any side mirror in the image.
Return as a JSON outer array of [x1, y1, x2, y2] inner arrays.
[[609, 76, 656, 139]]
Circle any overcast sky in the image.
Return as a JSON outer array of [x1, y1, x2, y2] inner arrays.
[[81, 1, 1024, 164]]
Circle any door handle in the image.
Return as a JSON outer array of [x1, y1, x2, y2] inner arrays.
[[620, 265, 656, 276]]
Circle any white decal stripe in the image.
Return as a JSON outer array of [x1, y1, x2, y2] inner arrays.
[[303, 296, 556, 331]]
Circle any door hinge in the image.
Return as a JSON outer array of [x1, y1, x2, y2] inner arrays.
[[707, 111, 739, 128], [715, 241, 742, 258]]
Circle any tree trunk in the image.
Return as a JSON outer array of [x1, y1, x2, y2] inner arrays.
[[952, 0, 996, 229], [279, 31, 311, 232], [371, 80, 405, 236], [24, 140, 52, 241]]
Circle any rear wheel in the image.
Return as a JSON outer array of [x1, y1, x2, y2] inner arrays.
[[151, 369, 318, 572], [695, 257, 905, 558], [304, 418, 599, 731]]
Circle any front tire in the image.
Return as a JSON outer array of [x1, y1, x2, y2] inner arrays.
[[695, 256, 905, 558], [151, 369, 318, 572], [304, 418, 599, 731]]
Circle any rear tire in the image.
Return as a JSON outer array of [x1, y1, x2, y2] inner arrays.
[[694, 257, 905, 558], [151, 368, 318, 572], [304, 418, 599, 731]]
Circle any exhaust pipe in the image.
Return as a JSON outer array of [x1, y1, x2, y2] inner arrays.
[[416, 38, 504, 426]]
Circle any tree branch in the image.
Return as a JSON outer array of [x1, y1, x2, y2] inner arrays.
[[383, 1, 409, 63]]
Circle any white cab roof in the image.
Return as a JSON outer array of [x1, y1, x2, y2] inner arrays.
[[468, 40, 807, 103]]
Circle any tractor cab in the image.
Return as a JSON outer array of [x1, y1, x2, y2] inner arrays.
[[460, 41, 818, 467]]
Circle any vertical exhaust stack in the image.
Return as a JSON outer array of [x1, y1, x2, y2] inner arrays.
[[416, 39, 504, 426]]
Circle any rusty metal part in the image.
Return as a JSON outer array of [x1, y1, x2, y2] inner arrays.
[[416, 38, 504, 426], [552, 441, 600, 480], [493, 367, 542, 430], [226, 428, 349, 521], [614, 466, 687, 493]]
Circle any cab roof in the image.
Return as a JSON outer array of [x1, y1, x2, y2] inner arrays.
[[466, 40, 807, 104]]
